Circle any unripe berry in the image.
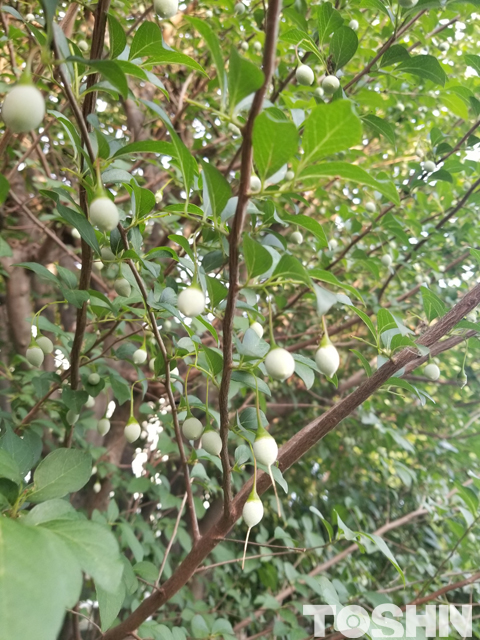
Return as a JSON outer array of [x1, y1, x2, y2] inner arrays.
[[2, 83, 45, 133], [329, 238, 338, 251], [202, 430, 222, 456], [234, 2, 246, 14], [424, 160, 436, 173], [439, 42, 449, 52], [155, 190, 163, 204], [285, 170, 295, 181], [78, 40, 89, 52], [153, 0, 178, 18], [250, 175, 262, 193], [25, 13, 35, 22], [97, 418, 111, 436], [72, 228, 81, 239], [182, 416, 204, 440], [228, 122, 241, 136], [124, 419, 141, 443], [149, 358, 156, 372], [424, 363, 440, 381], [85, 395, 95, 409], [36, 335, 54, 354], [90, 196, 119, 232], [349, 19, 359, 30], [265, 348, 295, 381], [101, 246, 115, 261], [250, 322, 264, 338], [365, 201, 376, 213], [205, 9, 213, 17], [296, 64, 314, 86], [164, 319, 172, 330], [88, 372, 100, 385], [114, 278, 131, 297], [398, 0, 418, 7], [26, 346, 44, 368], [133, 348, 148, 365], [242, 493, 264, 527], [93, 481, 101, 493], [241, 41, 249, 51], [381, 254, 393, 268], [314, 87, 324, 98], [66, 409, 79, 425], [291, 230, 303, 244], [253, 432, 278, 467], [254, 41, 262, 52], [322, 75, 340, 95], [315, 343, 340, 378], [177, 286, 205, 317]]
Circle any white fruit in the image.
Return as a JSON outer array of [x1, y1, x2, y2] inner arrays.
[[164, 319, 172, 330], [314, 87, 324, 98], [101, 246, 115, 261], [133, 348, 148, 365], [291, 230, 303, 244], [250, 175, 262, 193], [202, 430, 222, 456], [90, 196, 119, 232], [424, 363, 440, 381], [182, 416, 204, 440], [243, 496, 264, 527], [265, 348, 295, 381], [149, 358, 156, 372], [97, 418, 111, 436], [93, 481, 101, 493], [349, 19, 359, 30], [155, 190, 163, 204], [93, 260, 104, 272], [177, 286, 205, 317], [424, 160, 436, 172], [398, 0, 418, 6], [322, 75, 340, 95], [234, 2, 246, 14], [439, 42, 449, 52], [241, 41, 249, 51], [26, 346, 44, 367], [85, 395, 95, 409], [296, 64, 314, 86], [114, 278, 131, 297], [2, 83, 45, 133], [250, 322, 264, 338], [381, 254, 393, 267], [66, 409, 79, 425], [36, 335, 54, 354], [253, 434, 278, 467], [329, 238, 338, 250], [78, 40, 89, 52], [72, 228, 81, 239], [25, 13, 35, 21], [315, 343, 340, 378], [365, 201, 376, 213], [285, 170, 295, 181], [124, 420, 141, 443], [228, 122, 241, 136], [254, 41, 262, 52], [88, 372, 100, 385], [205, 9, 213, 17], [153, 0, 178, 18]]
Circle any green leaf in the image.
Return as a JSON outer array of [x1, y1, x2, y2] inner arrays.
[[380, 44, 410, 67], [309, 268, 363, 301], [465, 54, 480, 76], [454, 482, 479, 515], [57, 203, 101, 255], [42, 519, 123, 592], [228, 47, 264, 112], [112, 139, 174, 158], [231, 370, 271, 397], [200, 160, 232, 219], [97, 581, 126, 631], [317, 2, 344, 47], [330, 26, 358, 70], [361, 532, 404, 582], [29, 449, 92, 503], [0, 428, 40, 476], [0, 449, 22, 485], [299, 161, 399, 205], [421, 286, 446, 323], [280, 213, 329, 247], [243, 235, 273, 279], [204, 346, 224, 376], [69, 58, 129, 98], [302, 101, 363, 164], [363, 114, 396, 148], [130, 22, 206, 75], [191, 614, 210, 638], [253, 108, 298, 180], [15, 262, 58, 285], [271, 254, 312, 286], [281, 29, 323, 62], [206, 275, 228, 307], [0, 518, 82, 640], [377, 308, 397, 334], [107, 13, 127, 59], [131, 179, 155, 220], [186, 17, 226, 105], [350, 306, 376, 340], [397, 55, 447, 86], [23, 499, 79, 526]]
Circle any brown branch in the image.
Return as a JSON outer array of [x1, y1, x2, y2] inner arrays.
[[102, 276, 480, 640], [217, 0, 283, 517]]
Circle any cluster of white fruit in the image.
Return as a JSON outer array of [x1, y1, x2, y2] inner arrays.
[[295, 64, 340, 96], [25, 334, 54, 367], [181, 415, 223, 455]]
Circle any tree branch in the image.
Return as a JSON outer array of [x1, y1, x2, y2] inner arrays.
[[217, 0, 283, 517]]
